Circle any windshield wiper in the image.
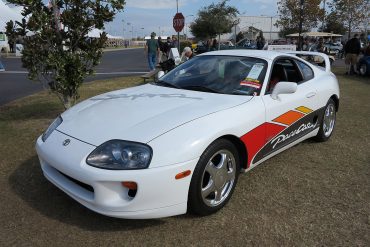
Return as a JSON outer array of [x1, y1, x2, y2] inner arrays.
[[153, 81, 181, 89], [182, 85, 221, 94]]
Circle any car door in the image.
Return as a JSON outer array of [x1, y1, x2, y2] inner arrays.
[[251, 57, 323, 165]]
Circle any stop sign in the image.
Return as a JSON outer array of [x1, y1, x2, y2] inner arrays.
[[173, 13, 185, 33]]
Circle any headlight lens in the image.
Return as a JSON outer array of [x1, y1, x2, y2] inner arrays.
[[86, 140, 152, 170], [42, 116, 63, 142]]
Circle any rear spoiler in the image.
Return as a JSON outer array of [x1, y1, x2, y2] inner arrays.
[[286, 51, 331, 73]]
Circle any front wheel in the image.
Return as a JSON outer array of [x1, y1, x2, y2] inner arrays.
[[314, 99, 336, 142], [188, 139, 240, 216]]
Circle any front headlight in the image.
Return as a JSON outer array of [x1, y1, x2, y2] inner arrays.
[[42, 116, 63, 142], [86, 140, 152, 170]]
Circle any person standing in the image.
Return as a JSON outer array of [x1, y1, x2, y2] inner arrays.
[[157, 36, 165, 63], [210, 39, 217, 51], [145, 32, 159, 71], [171, 36, 178, 50], [256, 36, 265, 50], [344, 34, 361, 75], [164, 37, 174, 57], [183, 47, 194, 60]]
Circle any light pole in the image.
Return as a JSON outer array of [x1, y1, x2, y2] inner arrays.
[[232, 19, 240, 48], [176, 0, 180, 51], [298, 0, 304, 51], [122, 19, 125, 39], [141, 27, 144, 40]]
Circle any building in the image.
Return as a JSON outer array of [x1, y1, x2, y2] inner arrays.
[[222, 15, 280, 42]]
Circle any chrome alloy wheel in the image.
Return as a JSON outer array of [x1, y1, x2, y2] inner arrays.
[[323, 103, 336, 137], [201, 150, 236, 207]]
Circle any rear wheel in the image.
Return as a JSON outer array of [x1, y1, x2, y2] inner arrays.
[[188, 139, 240, 216], [314, 99, 336, 142], [359, 63, 368, 76]]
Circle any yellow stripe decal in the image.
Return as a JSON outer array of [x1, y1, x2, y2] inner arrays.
[[296, 106, 313, 114]]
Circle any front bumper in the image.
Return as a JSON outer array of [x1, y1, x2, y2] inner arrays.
[[36, 130, 198, 219]]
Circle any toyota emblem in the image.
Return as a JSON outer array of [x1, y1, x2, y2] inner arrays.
[[62, 139, 71, 146]]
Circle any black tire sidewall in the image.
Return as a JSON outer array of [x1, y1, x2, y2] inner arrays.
[[188, 139, 240, 216], [315, 99, 336, 142]]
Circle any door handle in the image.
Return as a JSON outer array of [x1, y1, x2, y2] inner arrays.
[[306, 92, 316, 98]]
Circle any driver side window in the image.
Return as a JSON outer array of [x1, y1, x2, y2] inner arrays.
[[266, 59, 303, 94]]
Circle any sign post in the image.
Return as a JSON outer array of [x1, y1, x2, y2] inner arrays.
[[173, 12, 185, 52]]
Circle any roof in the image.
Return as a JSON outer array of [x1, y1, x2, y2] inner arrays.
[[198, 49, 291, 61], [286, 32, 343, 37]]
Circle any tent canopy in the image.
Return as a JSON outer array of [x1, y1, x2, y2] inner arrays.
[[286, 32, 343, 37]]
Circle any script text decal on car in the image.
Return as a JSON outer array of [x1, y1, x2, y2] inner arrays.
[[241, 106, 325, 167]]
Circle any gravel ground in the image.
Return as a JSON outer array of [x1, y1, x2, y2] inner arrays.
[[0, 70, 369, 246]]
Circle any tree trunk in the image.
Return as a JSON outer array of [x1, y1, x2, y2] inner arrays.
[[63, 95, 73, 109], [218, 33, 221, 50]]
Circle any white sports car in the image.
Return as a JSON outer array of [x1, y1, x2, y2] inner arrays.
[[36, 50, 339, 219]]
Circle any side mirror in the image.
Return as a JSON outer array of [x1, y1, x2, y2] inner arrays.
[[271, 81, 297, 100]]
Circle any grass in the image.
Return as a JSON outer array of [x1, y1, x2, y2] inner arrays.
[[0, 70, 369, 246]]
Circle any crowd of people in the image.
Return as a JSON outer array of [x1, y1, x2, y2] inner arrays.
[[144, 32, 194, 71]]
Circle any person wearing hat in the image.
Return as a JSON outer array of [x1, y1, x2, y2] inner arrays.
[[183, 47, 194, 60], [145, 32, 160, 71]]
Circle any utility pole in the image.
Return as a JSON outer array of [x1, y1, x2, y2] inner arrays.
[[298, 0, 304, 51], [177, 0, 180, 52]]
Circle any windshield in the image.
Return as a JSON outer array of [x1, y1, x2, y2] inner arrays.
[[158, 55, 268, 96]]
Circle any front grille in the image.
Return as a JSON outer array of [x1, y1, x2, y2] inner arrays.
[[58, 171, 94, 193]]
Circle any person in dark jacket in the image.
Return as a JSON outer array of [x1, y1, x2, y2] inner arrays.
[[344, 34, 361, 75], [256, 36, 265, 50]]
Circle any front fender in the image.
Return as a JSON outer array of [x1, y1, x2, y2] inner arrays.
[[147, 97, 265, 168]]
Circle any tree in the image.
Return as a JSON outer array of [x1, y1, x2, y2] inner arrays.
[[236, 31, 244, 43], [6, 0, 125, 109], [276, 0, 325, 36], [319, 11, 346, 35], [5, 19, 27, 52], [190, 0, 239, 48], [329, 0, 369, 38]]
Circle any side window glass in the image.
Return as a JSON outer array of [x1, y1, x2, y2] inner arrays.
[[296, 60, 314, 82]]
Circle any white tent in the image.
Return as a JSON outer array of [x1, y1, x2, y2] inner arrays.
[[0, 0, 23, 31], [286, 32, 343, 37], [88, 28, 123, 39]]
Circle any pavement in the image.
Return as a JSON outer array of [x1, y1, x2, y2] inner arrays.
[[0, 48, 148, 106]]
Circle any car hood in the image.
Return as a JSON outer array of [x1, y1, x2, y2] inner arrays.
[[57, 84, 252, 146]]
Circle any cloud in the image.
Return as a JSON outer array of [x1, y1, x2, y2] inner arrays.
[[126, 0, 185, 9]]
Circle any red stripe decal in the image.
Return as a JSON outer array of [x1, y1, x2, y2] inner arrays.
[[240, 122, 286, 167]]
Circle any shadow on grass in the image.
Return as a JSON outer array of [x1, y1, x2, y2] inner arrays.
[[0, 101, 62, 121], [9, 156, 164, 231]]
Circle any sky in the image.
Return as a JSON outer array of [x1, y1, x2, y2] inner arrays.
[[106, 0, 278, 38]]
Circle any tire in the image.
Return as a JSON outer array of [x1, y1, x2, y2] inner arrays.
[[188, 139, 240, 216], [314, 99, 336, 142], [359, 63, 368, 76]]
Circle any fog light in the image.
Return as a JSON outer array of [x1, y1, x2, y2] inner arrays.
[[121, 181, 137, 190]]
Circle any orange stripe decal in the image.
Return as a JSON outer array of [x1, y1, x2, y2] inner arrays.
[[273, 110, 305, 125], [296, 106, 313, 114]]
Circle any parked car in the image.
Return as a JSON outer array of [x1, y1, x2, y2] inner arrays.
[[36, 50, 339, 219], [194, 41, 209, 54], [324, 42, 343, 53]]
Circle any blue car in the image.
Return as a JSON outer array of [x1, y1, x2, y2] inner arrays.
[[358, 55, 370, 76]]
